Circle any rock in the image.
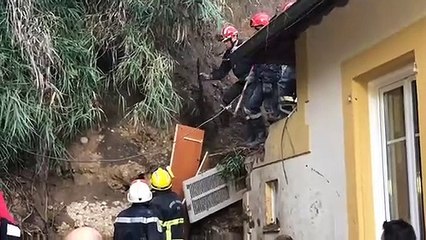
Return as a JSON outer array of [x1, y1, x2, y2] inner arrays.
[[80, 137, 89, 144], [105, 162, 147, 190], [64, 200, 129, 237]]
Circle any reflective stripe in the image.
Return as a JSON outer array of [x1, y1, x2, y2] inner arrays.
[[243, 107, 262, 119], [7, 224, 21, 237], [163, 218, 184, 227], [162, 218, 184, 240], [115, 217, 163, 232], [115, 217, 159, 224]]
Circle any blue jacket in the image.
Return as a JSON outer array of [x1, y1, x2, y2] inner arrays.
[[151, 191, 185, 240], [113, 203, 164, 240]]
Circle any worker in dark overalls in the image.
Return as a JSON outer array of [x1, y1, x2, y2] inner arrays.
[[113, 180, 164, 240], [249, 12, 296, 123], [150, 167, 185, 240], [199, 25, 253, 126]]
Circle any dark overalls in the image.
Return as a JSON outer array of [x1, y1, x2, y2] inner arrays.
[[244, 63, 282, 119], [113, 203, 164, 240], [210, 39, 253, 106], [151, 190, 185, 240], [277, 65, 297, 116]]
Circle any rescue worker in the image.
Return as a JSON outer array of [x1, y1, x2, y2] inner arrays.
[[199, 25, 253, 125], [0, 191, 21, 240], [113, 180, 164, 240], [272, 0, 299, 110], [248, 12, 296, 123], [150, 167, 185, 240]]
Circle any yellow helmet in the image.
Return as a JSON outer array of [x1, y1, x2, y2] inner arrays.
[[150, 167, 174, 191]]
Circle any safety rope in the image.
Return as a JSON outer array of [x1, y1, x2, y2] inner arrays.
[[196, 93, 241, 128]]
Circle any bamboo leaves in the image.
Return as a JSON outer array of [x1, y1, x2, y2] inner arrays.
[[0, 0, 224, 172]]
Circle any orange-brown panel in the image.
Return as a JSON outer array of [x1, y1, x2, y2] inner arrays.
[[170, 124, 205, 199]]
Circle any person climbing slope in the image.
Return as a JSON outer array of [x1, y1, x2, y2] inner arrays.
[[199, 25, 253, 126]]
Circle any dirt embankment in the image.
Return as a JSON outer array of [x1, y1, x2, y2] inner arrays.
[[52, 125, 173, 237], [4, 123, 173, 239], [3, 1, 285, 238]]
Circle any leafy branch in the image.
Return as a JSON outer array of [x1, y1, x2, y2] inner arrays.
[[218, 152, 247, 181]]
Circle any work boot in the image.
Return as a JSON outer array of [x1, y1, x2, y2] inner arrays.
[[245, 117, 267, 148]]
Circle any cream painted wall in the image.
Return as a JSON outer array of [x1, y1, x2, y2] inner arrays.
[[246, 0, 426, 239]]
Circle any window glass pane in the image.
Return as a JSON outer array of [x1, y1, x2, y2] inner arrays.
[[386, 141, 410, 221], [384, 87, 405, 141]]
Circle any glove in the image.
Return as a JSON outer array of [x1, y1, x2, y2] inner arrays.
[[199, 72, 212, 80]]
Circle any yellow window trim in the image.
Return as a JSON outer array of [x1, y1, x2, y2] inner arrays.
[[342, 17, 426, 240], [262, 33, 310, 168]]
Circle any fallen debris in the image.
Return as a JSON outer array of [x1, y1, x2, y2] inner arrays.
[[183, 167, 247, 223], [57, 200, 128, 237]]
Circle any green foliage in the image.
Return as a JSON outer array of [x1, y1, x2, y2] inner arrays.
[[218, 152, 247, 181], [0, 0, 225, 172]]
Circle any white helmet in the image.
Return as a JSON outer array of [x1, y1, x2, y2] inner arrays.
[[127, 180, 152, 203]]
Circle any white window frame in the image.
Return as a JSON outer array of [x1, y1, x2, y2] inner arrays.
[[368, 64, 421, 239]]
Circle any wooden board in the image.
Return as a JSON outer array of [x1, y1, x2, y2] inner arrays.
[[169, 124, 205, 199]]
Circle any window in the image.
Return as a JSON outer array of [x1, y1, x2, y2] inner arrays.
[[369, 65, 424, 239], [264, 180, 279, 226]]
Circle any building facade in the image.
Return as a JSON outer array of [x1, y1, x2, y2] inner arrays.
[[242, 0, 426, 239]]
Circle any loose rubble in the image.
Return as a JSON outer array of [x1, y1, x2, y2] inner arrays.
[[57, 200, 129, 237]]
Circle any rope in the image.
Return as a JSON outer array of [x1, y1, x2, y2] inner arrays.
[[279, 106, 298, 158], [3, 142, 162, 163], [196, 93, 242, 128]]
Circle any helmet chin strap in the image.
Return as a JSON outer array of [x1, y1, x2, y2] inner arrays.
[[230, 38, 239, 52], [232, 37, 238, 45]]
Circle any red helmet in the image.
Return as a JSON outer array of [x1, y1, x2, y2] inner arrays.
[[280, 0, 297, 12], [221, 25, 238, 42], [250, 12, 271, 28]]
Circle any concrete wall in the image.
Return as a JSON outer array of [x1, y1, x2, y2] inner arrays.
[[246, 0, 426, 239]]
